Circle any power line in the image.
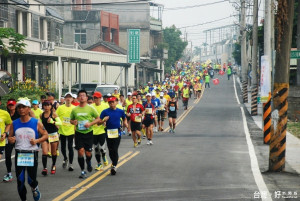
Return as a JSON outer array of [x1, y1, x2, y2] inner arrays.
[[164, 0, 227, 11], [0, 0, 144, 6], [177, 16, 233, 29]]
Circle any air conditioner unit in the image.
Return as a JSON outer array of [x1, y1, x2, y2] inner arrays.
[[74, 42, 78, 49], [40, 41, 48, 51], [48, 42, 55, 51]]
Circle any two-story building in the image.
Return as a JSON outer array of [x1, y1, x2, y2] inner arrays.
[[0, 0, 63, 86]]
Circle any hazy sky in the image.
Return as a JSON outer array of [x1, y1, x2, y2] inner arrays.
[[153, 0, 264, 48]]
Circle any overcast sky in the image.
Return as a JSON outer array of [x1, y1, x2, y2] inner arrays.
[[153, 0, 264, 48]]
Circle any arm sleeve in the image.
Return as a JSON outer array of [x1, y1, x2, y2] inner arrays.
[[54, 117, 62, 126]]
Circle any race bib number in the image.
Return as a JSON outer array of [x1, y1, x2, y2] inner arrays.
[[134, 116, 142, 123], [78, 120, 89, 131], [63, 117, 71, 125], [170, 106, 175, 112], [17, 153, 34, 167], [107, 129, 119, 139], [145, 108, 153, 114], [48, 132, 59, 143]]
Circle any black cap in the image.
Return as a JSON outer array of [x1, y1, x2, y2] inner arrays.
[[46, 92, 55, 98]]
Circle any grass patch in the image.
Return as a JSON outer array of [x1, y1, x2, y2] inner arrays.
[[287, 122, 300, 139]]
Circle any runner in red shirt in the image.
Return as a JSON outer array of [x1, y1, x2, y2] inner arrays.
[[127, 93, 145, 147]]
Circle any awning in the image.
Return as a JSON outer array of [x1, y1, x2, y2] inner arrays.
[[137, 61, 162, 72]]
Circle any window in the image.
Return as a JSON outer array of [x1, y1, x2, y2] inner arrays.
[[32, 14, 39, 39], [0, 1, 8, 22], [74, 29, 86, 44], [39, 19, 44, 40], [7, 7, 16, 30], [22, 12, 27, 36]]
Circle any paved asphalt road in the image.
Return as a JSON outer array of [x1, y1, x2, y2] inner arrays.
[[0, 74, 263, 201]]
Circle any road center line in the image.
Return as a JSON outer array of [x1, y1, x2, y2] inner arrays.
[[65, 151, 140, 201], [52, 151, 133, 201]]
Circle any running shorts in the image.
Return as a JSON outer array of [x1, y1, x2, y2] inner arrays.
[[157, 110, 165, 121], [75, 131, 93, 152], [131, 121, 142, 131], [142, 118, 154, 128], [168, 112, 177, 119]]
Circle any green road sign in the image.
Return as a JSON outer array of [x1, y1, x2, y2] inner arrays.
[[127, 29, 140, 63], [290, 50, 300, 59]]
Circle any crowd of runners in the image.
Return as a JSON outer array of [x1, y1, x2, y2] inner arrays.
[[0, 61, 233, 201]]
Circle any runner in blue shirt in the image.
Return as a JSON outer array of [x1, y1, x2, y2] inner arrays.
[[99, 96, 127, 175], [151, 92, 160, 133]]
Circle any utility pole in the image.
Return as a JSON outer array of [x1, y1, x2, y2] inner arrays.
[[262, 0, 272, 144], [251, 0, 258, 116], [269, 0, 295, 172], [297, 1, 300, 86], [241, 0, 248, 103]]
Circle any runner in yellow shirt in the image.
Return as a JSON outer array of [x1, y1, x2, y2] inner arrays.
[[112, 88, 120, 100], [56, 92, 76, 171], [31, 100, 43, 121], [125, 92, 133, 136], [91, 92, 109, 170], [0, 97, 12, 160]]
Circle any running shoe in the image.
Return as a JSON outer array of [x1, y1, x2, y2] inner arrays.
[[79, 171, 87, 179], [32, 186, 41, 201], [146, 140, 150, 145], [68, 164, 74, 171], [51, 166, 56, 174], [169, 129, 172, 133], [102, 155, 108, 166], [87, 162, 93, 172], [138, 138, 142, 144], [143, 135, 146, 139], [3, 174, 13, 182], [95, 163, 103, 171], [154, 127, 158, 133], [62, 159, 68, 169], [128, 132, 132, 136], [41, 168, 48, 176], [111, 165, 117, 175], [172, 129, 175, 133], [149, 140, 153, 145], [134, 142, 138, 148]]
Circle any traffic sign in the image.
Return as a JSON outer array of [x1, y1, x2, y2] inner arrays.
[[127, 29, 140, 63], [290, 50, 300, 59]]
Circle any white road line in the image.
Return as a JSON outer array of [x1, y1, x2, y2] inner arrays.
[[233, 75, 240, 104], [233, 75, 272, 201], [0, 155, 15, 163], [240, 107, 272, 201]]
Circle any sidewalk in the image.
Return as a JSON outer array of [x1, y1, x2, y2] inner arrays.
[[238, 77, 300, 174]]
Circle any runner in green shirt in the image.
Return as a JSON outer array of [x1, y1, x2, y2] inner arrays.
[[70, 90, 100, 179]]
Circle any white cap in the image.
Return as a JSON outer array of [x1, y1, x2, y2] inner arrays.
[[146, 93, 151, 97], [151, 92, 156, 96], [114, 88, 118, 90], [72, 94, 77, 99], [64, 92, 73, 98], [127, 92, 132, 96], [16, 99, 31, 107], [183, 83, 187, 86], [160, 92, 164, 97]]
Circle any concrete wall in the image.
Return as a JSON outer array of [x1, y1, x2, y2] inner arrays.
[[63, 22, 101, 49]]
